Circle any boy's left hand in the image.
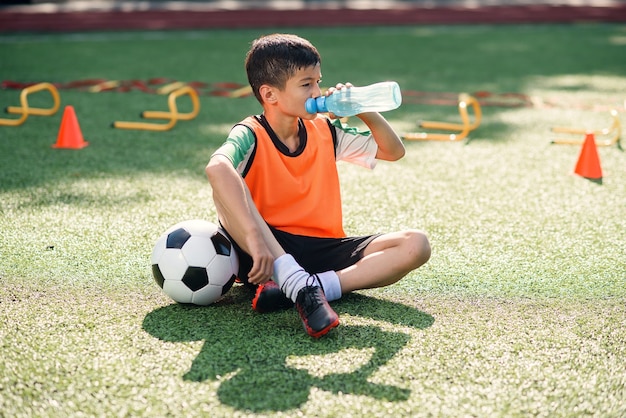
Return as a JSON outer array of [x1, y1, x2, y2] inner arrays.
[[325, 82, 353, 119], [325, 82, 353, 96]]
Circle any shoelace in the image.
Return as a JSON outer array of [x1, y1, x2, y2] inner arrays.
[[300, 274, 325, 313], [306, 274, 324, 291]]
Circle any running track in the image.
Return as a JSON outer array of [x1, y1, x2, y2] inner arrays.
[[1, 3, 626, 33]]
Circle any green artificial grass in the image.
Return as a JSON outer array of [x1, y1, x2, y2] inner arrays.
[[1, 24, 626, 417]]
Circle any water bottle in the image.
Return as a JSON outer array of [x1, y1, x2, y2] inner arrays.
[[305, 81, 402, 117]]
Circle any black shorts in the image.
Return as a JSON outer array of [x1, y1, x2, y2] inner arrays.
[[223, 225, 380, 284]]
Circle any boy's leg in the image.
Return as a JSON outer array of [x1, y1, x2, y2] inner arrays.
[[337, 229, 431, 293], [257, 227, 429, 301], [221, 223, 339, 338]]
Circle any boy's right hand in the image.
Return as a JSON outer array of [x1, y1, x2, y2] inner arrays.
[[246, 237, 275, 285]]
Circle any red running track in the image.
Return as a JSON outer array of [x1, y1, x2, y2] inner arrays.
[[1, 4, 626, 33]]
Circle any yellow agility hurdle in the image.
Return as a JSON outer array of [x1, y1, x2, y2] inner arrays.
[[0, 82, 61, 127], [112, 86, 200, 131], [403, 94, 482, 142], [551, 109, 622, 149]]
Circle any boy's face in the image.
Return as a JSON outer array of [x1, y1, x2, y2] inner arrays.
[[274, 63, 322, 120]]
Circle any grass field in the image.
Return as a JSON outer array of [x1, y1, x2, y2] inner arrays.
[[1, 24, 626, 417]]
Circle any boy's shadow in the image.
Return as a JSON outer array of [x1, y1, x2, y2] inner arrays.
[[142, 287, 434, 413]]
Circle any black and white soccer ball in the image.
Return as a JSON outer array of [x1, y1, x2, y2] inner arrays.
[[151, 220, 238, 306]]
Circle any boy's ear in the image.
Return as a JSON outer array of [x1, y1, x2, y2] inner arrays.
[[259, 84, 277, 104]]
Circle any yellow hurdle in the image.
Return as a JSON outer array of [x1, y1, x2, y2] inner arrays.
[[156, 81, 187, 95], [551, 109, 622, 148], [0, 82, 61, 127], [112, 86, 200, 131], [403, 94, 482, 142]]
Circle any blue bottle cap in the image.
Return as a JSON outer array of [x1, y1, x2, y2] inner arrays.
[[305, 98, 317, 113], [305, 97, 327, 114]]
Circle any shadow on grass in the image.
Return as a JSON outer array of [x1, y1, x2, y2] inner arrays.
[[142, 286, 434, 412]]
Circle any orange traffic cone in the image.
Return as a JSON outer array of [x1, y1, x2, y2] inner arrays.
[[574, 132, 602, 183], [52, 105, 88, 149]]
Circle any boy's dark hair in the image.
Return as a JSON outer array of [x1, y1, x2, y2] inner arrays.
[[245, 34, 321, 103]]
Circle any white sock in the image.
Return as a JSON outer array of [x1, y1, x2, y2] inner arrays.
[[316, 271, 342, 302], [273, 254, 310, 302]]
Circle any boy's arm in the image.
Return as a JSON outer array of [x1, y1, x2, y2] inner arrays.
[[205, 155, 285, 284], [326, 83, 404, 162], [356, 111, 405, 161]]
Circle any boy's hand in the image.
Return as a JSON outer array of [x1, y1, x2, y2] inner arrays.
[[325, 82, 353, 119], [325, 82, 353, 96], [246, 236, 274, 285]]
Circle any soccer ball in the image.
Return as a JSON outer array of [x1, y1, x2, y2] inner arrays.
[[151, 220, 239, 306]]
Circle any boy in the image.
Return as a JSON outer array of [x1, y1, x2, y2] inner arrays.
[[205, 34, 430, 338]]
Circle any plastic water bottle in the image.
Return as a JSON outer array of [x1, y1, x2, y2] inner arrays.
[[305, 81, 402, 117]]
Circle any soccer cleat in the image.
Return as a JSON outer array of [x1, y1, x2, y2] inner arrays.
[[251, 280, 294, 313], [295, 276, 340, 338]]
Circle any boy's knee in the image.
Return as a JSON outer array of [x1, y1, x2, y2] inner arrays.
[[407, 229, 431, 268]]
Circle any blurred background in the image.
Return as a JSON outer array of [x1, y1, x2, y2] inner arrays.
[[3, 0, 625, 9], [2, 0, 625, 33]]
